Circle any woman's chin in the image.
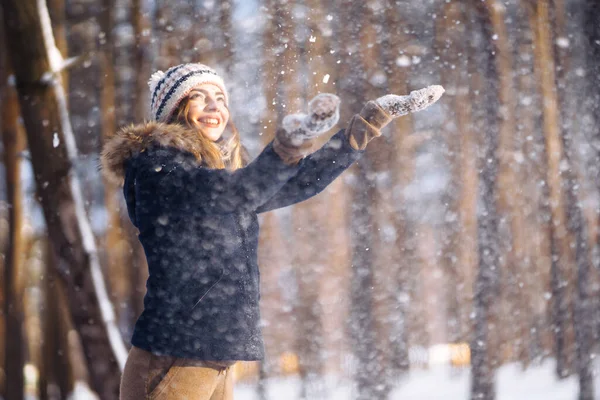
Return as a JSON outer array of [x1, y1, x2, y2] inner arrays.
[[197, 125, 224, 142]]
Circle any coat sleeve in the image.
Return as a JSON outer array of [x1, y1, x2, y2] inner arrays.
[[255, 129, 363, 214], [135, 141, 303, 214]]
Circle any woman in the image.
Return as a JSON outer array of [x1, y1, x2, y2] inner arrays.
[[101, 63, 443, 400]]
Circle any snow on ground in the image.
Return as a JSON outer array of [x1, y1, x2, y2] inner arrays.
[[235, 360, 580, 400]]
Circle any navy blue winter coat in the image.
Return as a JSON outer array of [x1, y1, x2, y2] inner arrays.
[[101, 121, 364, 361]]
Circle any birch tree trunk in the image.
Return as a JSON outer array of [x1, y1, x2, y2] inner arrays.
[[1, 0, 127, 397], [42, 0, 78, 396]]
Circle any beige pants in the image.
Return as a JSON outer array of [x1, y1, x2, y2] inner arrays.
[[120, 346, 235, 400]]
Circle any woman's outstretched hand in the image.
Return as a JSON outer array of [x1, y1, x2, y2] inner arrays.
[[281, 93, 341, 143], [375, 85, 445, 118], [273, 93, 341, 164], [345, 85, 445, 151]]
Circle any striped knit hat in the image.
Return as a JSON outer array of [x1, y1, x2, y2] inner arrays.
[[148, 63, 228, 122]]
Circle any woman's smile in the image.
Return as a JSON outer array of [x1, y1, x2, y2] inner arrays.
[[198, 117, 221, 127]]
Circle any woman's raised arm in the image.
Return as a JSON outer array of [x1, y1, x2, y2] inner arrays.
[[256, 86, 445, 213]]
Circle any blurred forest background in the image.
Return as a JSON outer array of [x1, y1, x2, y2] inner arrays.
[[1, 0, 600, 399]]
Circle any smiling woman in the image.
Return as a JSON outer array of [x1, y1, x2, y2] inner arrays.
[[101, 62, 443, 400]]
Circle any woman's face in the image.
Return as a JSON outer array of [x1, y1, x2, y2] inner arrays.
[[187, 83, 229, 142]]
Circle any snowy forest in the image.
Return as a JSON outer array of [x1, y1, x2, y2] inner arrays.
[[1, 0, 600, 399]]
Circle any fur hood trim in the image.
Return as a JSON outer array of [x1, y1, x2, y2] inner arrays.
[[101, 121, 204, 186]]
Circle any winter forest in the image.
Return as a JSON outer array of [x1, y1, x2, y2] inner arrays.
[[1, 0, 600, 399]]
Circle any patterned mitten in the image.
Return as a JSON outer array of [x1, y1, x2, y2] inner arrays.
[[345, 85, 445, 150], [376, 85, 445, 118], [273, 93, 341, 164]]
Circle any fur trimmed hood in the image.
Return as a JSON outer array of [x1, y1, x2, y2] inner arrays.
[[101, 121, 206, 186]]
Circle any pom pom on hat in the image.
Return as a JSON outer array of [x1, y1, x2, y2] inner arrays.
[[148, 63, 228, 122]]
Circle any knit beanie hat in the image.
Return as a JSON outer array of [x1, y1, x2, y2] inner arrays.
[[148, 63, 229, 122]]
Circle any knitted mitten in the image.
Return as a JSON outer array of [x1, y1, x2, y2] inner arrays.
[[345, 85, 445, 150], [376, 85, 445, 118], [273, 93, 341, 165]]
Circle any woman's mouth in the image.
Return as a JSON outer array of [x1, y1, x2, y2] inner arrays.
[[198, 117, 220, 127]]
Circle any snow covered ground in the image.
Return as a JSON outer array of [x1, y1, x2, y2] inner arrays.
[[234, 361, 580, 400]]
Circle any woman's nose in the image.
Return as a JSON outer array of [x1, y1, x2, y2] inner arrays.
[[205, 97, 219, 111]]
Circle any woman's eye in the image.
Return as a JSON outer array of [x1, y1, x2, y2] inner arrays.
[[217, 97, 225, 103], [190, 93, 204, 100]]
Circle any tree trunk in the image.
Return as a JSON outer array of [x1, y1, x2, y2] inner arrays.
[[336, 0, 387, 397], [64, 0, 101, 155], [379, 1, 414, 376], [469, 2, 502, 398], [553, 1, 594, 397], [303, 0, 351, 383], [257, 0, 296, 385], [517, 20, 554, 366], [0, 12, 26, 399], [132, 0, 153, 122], [584, 0, 600, 364], [585, 0, 600, 140], [129, 0, 152, 318], [562, 130, 595, 400], [529, 0, 576, 378], [482, 0, 529, 365], [290, 0, 339, 395], [44, 239, 82, 400], [435, 0, 479, 347], [100, 0, 135, 340], [1, 0, 127, 397], [217, 0, 234, 73], [42, 0, 76, 397]]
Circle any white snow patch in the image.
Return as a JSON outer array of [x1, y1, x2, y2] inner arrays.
[[369, 71, 387, 88], [556, 37, 570, 48], [67, 381, 100, 400], [520, 96, 533, 106], [234, 361, 579, 400], [513, 152, 525, 164], [396, 55, 412, 67]]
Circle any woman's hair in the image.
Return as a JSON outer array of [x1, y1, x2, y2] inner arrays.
[[168, 97, 247, 170]]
